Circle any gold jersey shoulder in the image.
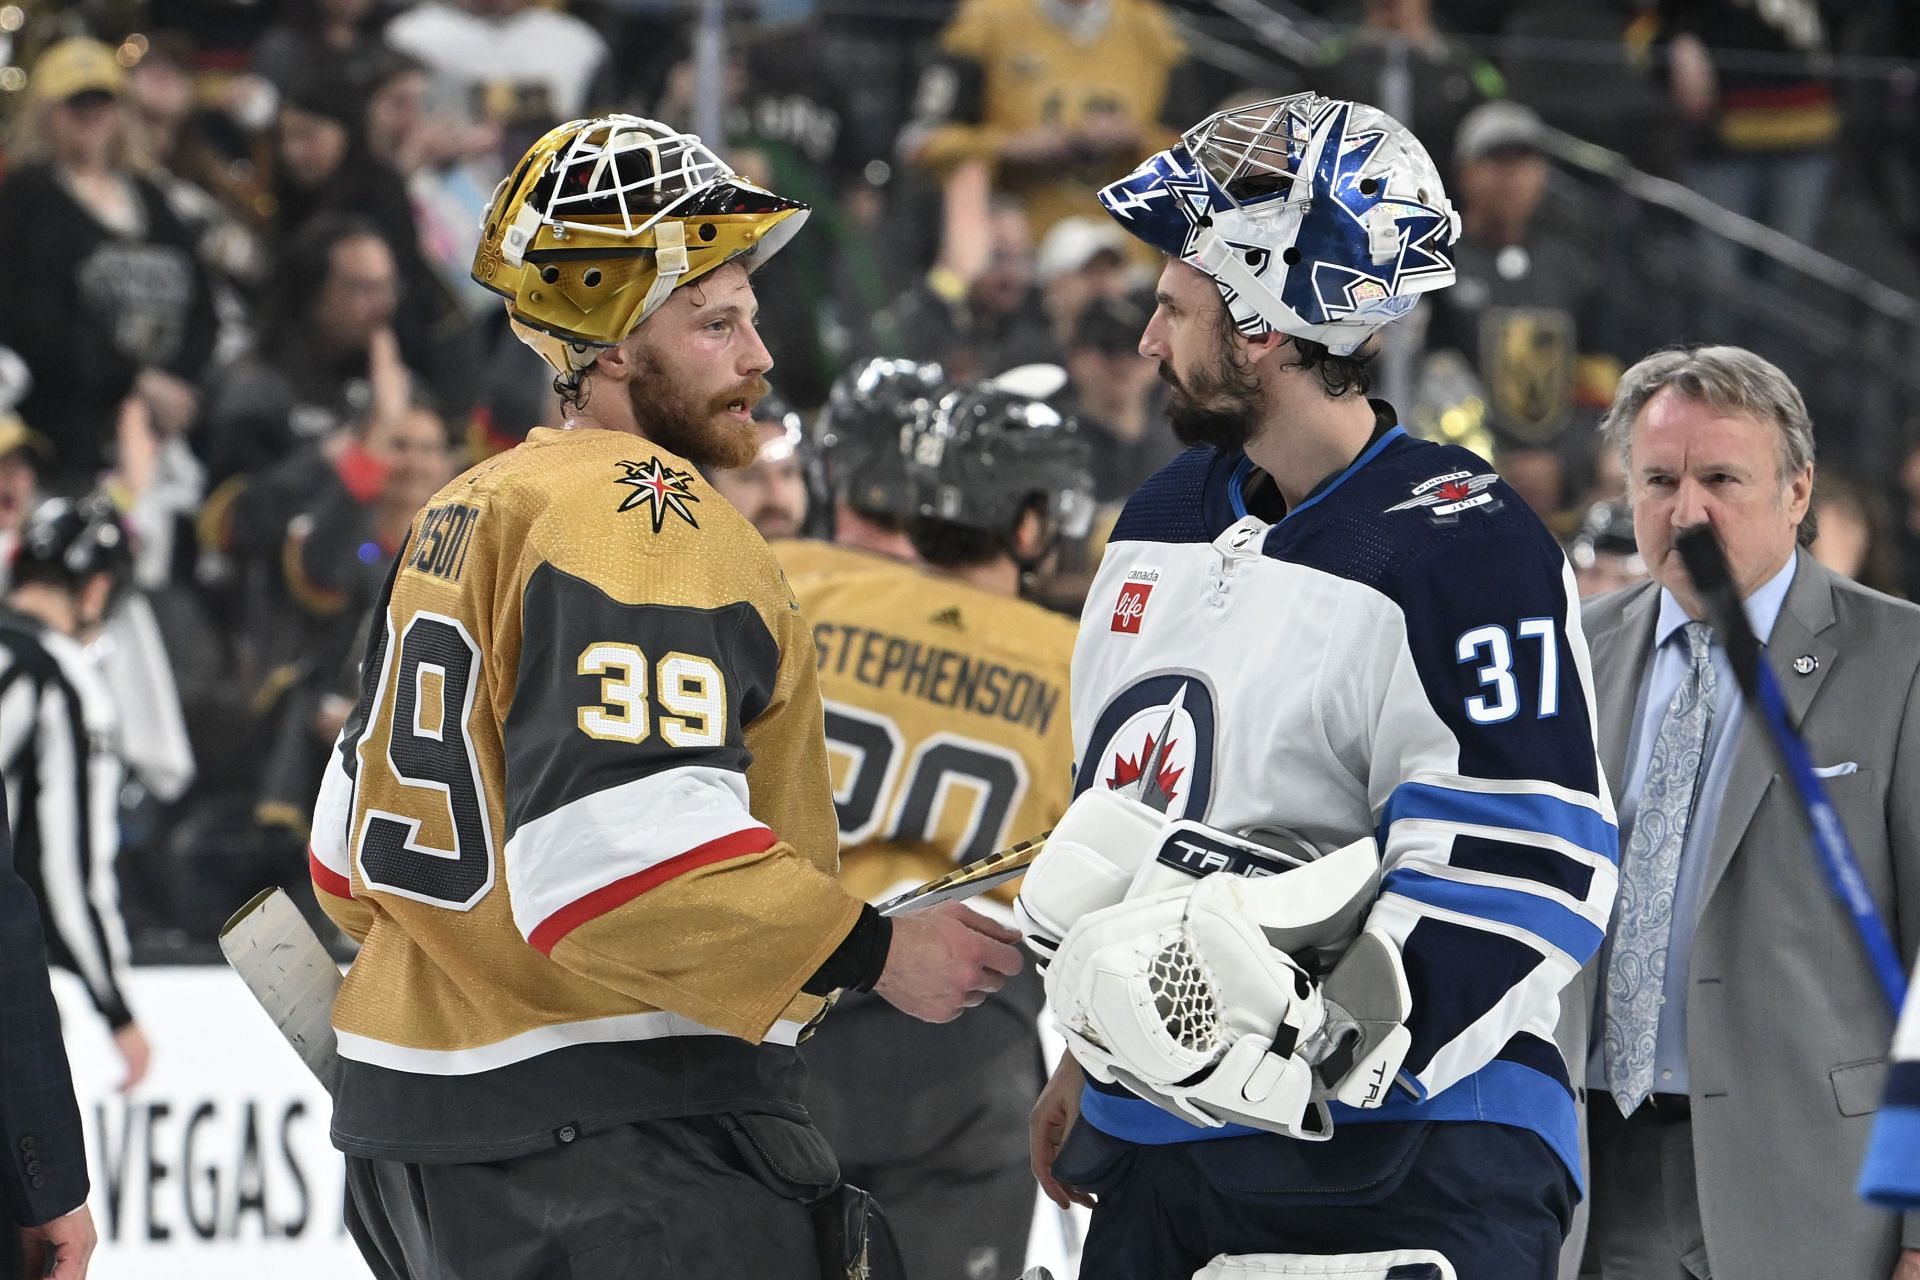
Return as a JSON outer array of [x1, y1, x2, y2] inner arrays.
[[791, 556, 1077, 904], [407, 427, 792, 619]]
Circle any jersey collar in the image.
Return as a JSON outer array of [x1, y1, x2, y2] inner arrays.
[[1224, 400, 1406, 524]]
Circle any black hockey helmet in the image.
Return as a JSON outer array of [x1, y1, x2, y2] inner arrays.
[[750, 385, 808, 464], [13, 493, 134, 591], [812, 357, 948, 521], [905, 382, 1094, 544], [1564, 497, 1640, 573]]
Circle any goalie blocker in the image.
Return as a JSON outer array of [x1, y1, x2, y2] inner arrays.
[[1017, 788, 1415, 1137]]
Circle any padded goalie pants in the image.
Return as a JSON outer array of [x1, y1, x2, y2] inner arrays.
[[343, 1112, 837, 1279], [801, 964, 1046, 1280], [1054, 1118, 1573, 1280]]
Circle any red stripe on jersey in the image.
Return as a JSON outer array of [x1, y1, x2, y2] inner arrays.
[[527, 826, 777, 955], [310, 849, 353, 899]]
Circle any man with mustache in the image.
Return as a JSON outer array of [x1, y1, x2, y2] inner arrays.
[[306, 115, 1020, 1279], [1018, 94, 1612, 1280]]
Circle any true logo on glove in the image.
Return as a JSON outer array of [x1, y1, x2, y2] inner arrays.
[[1112, 581, 1153, 634]]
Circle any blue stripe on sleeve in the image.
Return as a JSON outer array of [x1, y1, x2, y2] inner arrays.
[[1380, 781, 1619, 864], [1384, 867, 1605, 963]]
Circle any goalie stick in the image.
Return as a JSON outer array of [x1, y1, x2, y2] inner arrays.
[[880, 690, 1187, 916], [1675, 526, 1908, 1014]]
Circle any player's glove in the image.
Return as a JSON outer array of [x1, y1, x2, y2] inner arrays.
[[1042, 829, 1413, 1133], [1046, 872, 1333, 1138]]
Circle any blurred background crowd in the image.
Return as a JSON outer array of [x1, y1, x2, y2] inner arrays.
[[1, 0, 1919, 974]]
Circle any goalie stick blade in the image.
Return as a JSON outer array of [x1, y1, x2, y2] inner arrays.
[[877, 829, 1052, 916], [220, 887, 345, 1093]]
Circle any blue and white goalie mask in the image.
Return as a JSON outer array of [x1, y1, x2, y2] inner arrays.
[[1098, 94, 1461, 356]]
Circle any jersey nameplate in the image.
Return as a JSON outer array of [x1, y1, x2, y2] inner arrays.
[[407, 502, 481, 584], [812, 621, 1062, 735]]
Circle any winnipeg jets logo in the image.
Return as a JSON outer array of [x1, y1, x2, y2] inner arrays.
[[615, 457, 700, 532], [1078, 674, 1215, 821], [1385, 469, 1502, 521], [1105, 684, 1190, 811], [1108, 729, 1186, 806]]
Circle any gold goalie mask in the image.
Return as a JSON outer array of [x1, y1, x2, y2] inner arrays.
[[471, 114, 809, 379]]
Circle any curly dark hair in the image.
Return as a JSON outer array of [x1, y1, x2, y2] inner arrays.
[[553, 369, 591, 413], [1272, 330, 1376, 399]]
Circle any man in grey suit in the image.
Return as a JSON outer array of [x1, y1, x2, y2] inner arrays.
[[1567, 345, 1920, 1280]]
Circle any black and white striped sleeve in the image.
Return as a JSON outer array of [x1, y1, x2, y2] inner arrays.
[[14, 644, 133, 1030]]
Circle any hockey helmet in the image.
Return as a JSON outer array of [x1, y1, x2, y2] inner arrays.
[[472, 114, 809, 378], [1565, 498, 1642, 574], [13, 493, 133, 590], [750, 386, 806, 455], [906, 383, 1094, 541], [812, 358, 948, 521], [1098, 93, 1460, 355]]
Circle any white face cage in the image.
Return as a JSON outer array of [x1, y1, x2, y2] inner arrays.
[[536, 114, 732, 239], [1181, 94, 1322, 209]]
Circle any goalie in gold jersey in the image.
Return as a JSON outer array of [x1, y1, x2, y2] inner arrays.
[[779, 382, 1093, 1280], [307, 115, 1023, 1280]]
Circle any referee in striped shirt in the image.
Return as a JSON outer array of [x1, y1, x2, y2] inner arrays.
[[0, 495, 148, 1091]]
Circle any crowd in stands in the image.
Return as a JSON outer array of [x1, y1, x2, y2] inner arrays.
[[2, 0, 1920, 957]]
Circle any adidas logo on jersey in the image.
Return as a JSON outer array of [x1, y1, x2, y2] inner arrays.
[[930, 606, 964, 630]]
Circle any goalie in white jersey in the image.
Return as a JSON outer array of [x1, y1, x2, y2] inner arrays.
[[1017, 94, 1616, 1280]]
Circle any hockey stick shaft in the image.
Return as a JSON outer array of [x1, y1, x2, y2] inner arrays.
[[1675, 527, 1908, 1013], [877, 828, 1053, 916]]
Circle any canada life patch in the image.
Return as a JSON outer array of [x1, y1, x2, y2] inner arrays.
[[1111, 567, 1159, 634], [1385, 469, 1503, 521]]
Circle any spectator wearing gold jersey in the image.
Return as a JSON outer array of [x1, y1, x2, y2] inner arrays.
[[902, 0, 1202, 248]]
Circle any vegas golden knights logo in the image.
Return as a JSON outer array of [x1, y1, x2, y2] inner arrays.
[[1482, 307, 1575, 446]]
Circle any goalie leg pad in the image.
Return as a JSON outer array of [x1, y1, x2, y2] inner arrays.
[[1193, 1249, 1456, 1280]]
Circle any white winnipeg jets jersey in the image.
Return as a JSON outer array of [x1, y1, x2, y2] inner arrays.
[[1068, 420, 1616, 1181]]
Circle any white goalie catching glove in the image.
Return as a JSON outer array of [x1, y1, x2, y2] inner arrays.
[[1033, 799, 1417, 1134], [1047, 872, 1335, 1138]]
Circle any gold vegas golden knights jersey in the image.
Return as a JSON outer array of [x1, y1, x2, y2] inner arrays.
[[308, 428, 860, 1161], [776, 541, 1077, 910]]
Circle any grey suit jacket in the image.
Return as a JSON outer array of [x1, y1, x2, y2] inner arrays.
[[1559, 550, 1920, 1279]]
